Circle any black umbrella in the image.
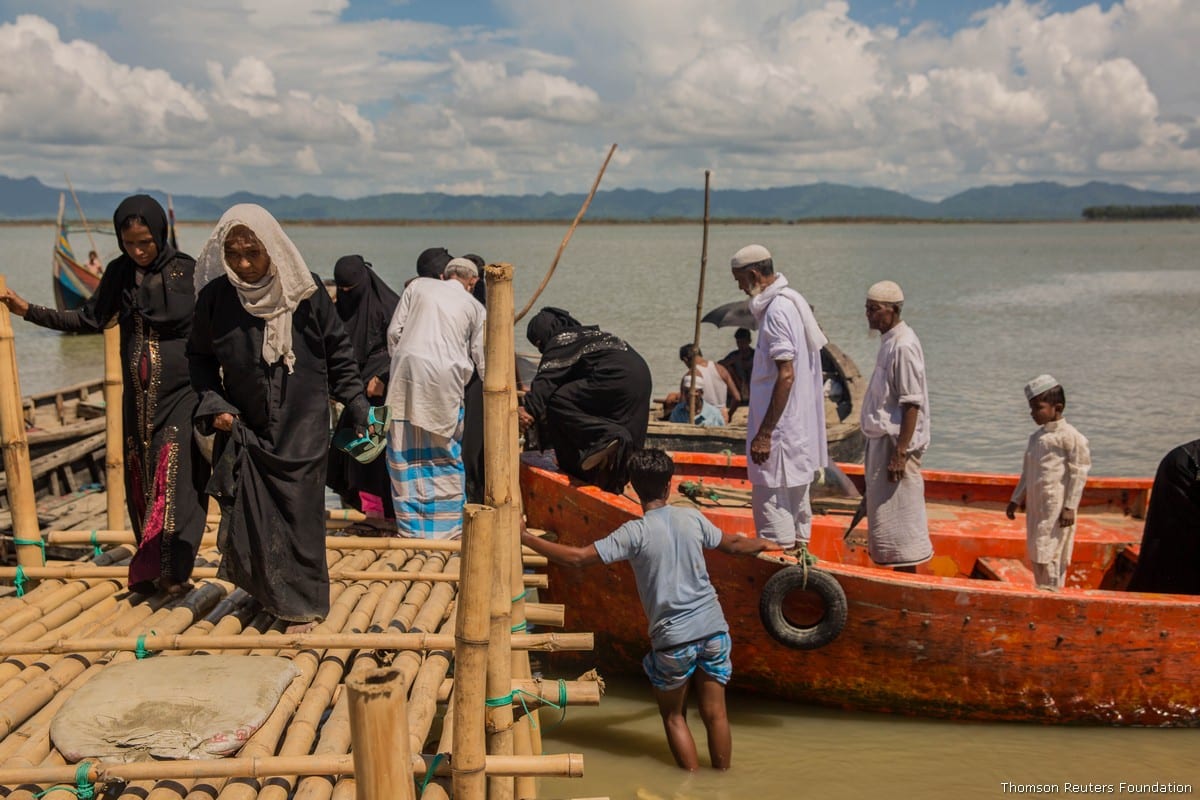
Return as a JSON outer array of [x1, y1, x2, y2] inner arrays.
[[701, 299, 756, 330]]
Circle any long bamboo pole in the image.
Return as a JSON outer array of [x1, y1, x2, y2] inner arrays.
[[688, 170, 712, 422], [0, 753, 585, 787], [0, 275, 42, 576], [63, 174, 99, 258], [483, 263, 516, 800], [347, 666, 416, 800], [102, 323, 124, 530], [0, 565, 547, 587], [0, 630, 590, 658], [514, 145, 617, 323], [453, 504, 494, 800]]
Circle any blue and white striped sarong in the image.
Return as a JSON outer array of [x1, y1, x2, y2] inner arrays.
[[387, 417, 465, 539]]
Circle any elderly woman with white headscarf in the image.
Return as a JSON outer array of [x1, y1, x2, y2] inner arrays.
[[188, 204, 368, 632]]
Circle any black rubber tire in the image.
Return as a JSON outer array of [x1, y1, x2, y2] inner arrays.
[[759, 566, 848, 650]]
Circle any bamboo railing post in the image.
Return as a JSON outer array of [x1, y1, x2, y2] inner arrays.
[[483, 264, 517, 800], [0, 275, 43, 577], [103, 323, 124, 530], [347, 666, 416, 800], [688, 170, 712, 422], [453, 504, 495, 800]]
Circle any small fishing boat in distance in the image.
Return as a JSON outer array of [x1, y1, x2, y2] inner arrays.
[[520, 451, 1199, 725], [51, 193, 104, 313]]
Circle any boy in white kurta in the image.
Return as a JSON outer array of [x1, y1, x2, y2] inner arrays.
[[1006, 375, 1091, 590]]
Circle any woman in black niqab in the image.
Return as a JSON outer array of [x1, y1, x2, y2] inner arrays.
[[519, 307, 652, 493], [0, 194, 210, 595], [327, 255, 400, 514]]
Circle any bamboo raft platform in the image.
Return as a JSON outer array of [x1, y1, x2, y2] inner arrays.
[[0, 269, 608, 799]]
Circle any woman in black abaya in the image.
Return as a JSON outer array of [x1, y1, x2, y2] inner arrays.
[[1128, 439, 1200, 595], [326, 255, 399, 516], [517, 307, 652, 493], [1, 195, 209, 595], [189, 204, 367, 631]]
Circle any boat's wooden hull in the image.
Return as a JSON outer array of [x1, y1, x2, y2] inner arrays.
[[52, 224, 102, 314], [520, 451, 1200, 725]]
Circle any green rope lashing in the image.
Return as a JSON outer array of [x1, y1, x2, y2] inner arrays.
[[418, 752, 447, 792], [33, 761, 96, 799], [135, 631, 158, 660], [90, 530, 102, 558], [14, 564, 28, 597], [12, 536, 47, 564], [511, 589, 529, 603], [511, 620, 528, 633], [484, 681, 569, 732]]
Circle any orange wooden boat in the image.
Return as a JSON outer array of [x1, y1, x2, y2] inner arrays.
[[520, 450, 1200, 726]]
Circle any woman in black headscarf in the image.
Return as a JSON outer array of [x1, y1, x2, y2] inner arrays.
[[517, 307, 652, 493], [326, 255, 400, 515], [0, 195, 210, 595]]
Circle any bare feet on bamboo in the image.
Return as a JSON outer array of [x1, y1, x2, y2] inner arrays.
[[286, 621, 317, 635]]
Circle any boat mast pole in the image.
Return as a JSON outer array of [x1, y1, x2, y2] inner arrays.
[[688, 170, 712, 422], [513, 143, 617, 323], [63, 174, 99, 257]]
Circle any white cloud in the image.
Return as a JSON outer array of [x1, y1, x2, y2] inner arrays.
[[0, 1, 1198, 198]]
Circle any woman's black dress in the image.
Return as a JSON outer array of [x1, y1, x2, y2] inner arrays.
[[325, 256, 399, 514], [25, 195, 209, 591], [189, 273, 366, 623], [523, 309, 651, 493], [1128, 439, 1200, 595]]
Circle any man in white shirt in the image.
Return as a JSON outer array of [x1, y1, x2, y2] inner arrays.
[[385, 258, 486, 538], [729, 244, 828, 558], [860, 280, 933, 571]]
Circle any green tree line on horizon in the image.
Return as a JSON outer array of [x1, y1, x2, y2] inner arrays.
[[1082, 204, 1200, 220]]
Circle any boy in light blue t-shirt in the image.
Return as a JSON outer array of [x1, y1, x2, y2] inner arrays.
[[521, 449, 771, 771]]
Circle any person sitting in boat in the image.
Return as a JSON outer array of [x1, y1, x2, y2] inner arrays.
[[517, 306, 652, 493], [325, 255, 400, 521], [188, 204, 370, 633], [1127, 438, 1200, 595], [678, 343, 740, 417], [85, 249, 104, 275], [1005, 375, 1091, 591], [718, 327, 754, 407], [668, 374, 726, 427], [1, 195, 210, 598], [520, 448, 773, 771]]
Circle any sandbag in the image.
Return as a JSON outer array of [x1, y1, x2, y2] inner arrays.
[[51, 655, 299, 762]]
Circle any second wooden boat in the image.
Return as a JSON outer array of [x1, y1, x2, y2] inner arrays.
[[520, 451, 1199, 725]]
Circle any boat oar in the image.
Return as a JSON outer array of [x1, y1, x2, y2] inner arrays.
[[843, 497, 867, 542]]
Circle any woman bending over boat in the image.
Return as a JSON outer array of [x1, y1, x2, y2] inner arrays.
[[518, 306, 652, 493], [1, 195, 210, 596]]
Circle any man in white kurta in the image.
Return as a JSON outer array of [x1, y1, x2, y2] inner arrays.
[[1006, 374, 1091, 590], [861, 280, 933, 570], [385, 259, 486, 538], [730, 245, 828, 553]]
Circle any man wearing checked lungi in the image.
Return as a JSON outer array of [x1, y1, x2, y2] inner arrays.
[[384, 258, 486, 538]]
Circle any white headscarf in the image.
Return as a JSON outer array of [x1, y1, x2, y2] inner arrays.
[[748, 274, 828, 355], [195, 204, 316, 373]]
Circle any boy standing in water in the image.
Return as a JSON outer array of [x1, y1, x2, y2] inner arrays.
[[521, 449, 772, 771], [1006, 375, 1092, 590]]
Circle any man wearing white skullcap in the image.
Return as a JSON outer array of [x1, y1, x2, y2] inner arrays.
[[1006, 375, 1091, 590], [729, 244, 828, 557], [860, 280, 933, 571], [668, 373, 726, 427]]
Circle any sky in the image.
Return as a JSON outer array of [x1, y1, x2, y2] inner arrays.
[[1, 0, 1197, 200]]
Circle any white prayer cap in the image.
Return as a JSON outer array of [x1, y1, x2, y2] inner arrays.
[[444, 257, 479, 278], [1024, 374, 1060, 401], [682, 373, 704, 391], [731, 244, 772, 270], [866, 280, 904, 303]]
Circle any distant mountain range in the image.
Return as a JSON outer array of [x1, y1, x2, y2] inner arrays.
[[3, 174, 1199, 223]]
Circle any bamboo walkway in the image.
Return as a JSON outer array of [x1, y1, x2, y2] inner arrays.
[[0, 268, 608, 800]]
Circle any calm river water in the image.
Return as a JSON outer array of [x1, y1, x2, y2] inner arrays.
[[2, 221, 1198, 797]]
